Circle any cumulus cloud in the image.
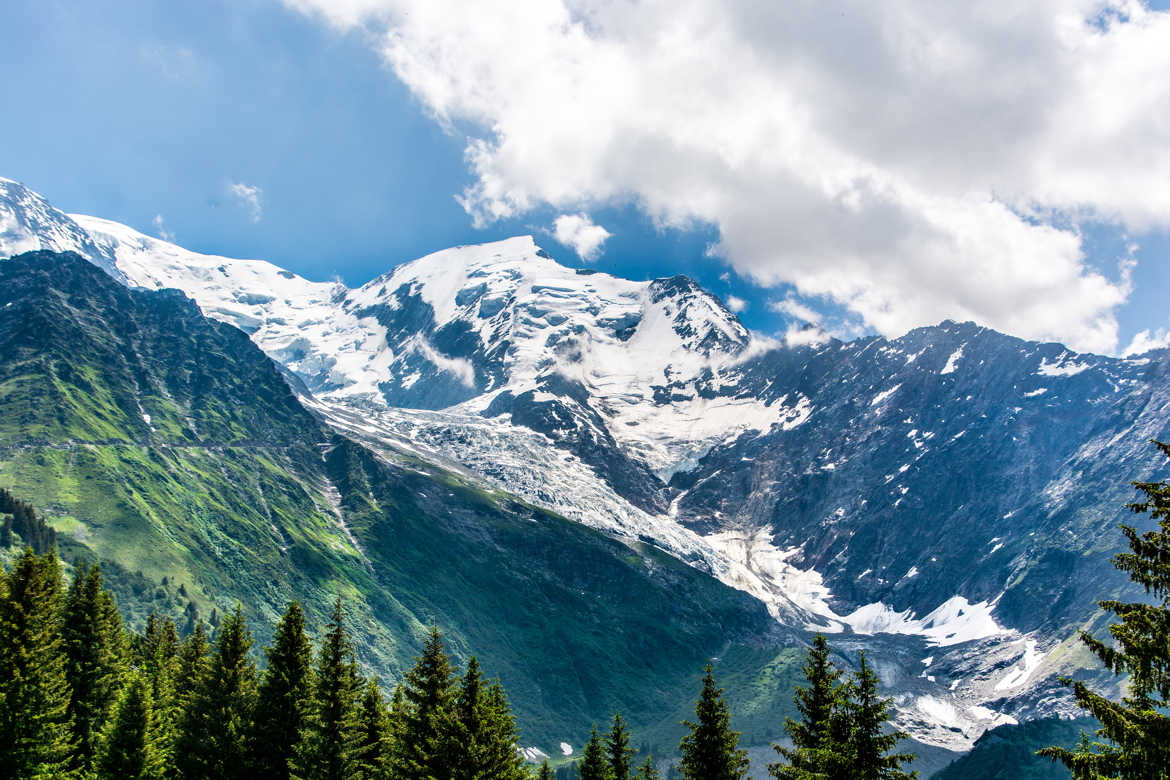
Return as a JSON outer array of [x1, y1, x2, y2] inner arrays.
[[229, 182, 263, 223], [552, 213, 611, 261], [725, 295, 747, 313], [1122, 328, 1170, 356], [286, 0, 1170, 354], [152, 214, 174, 242]]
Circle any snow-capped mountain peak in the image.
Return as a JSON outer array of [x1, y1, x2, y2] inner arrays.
[[0, 181, 780, 481], [347, 234, 752, 398]]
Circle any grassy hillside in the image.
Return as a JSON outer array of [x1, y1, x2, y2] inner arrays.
[[0, 250, 798, 749]]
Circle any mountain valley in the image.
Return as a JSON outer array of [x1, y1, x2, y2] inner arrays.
[[3, 175, 1167, 767]]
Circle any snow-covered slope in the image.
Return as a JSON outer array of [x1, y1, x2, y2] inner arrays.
[[0, 178, 123, 282], [4, 176, 1167, 750], [72, 210, 793, 481]]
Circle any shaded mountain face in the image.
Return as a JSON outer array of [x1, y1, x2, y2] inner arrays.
[[3, 176, 1166, 752], [0, 249, 792, 753], [678, 323, 1170, 633]]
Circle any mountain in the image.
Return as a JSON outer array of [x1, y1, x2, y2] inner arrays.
[[0, 247, 804, 755], [3, 175, 1167, 757], [933, 717, 1096, 779]]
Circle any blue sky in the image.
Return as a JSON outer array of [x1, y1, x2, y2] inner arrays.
[[3, 0, 1169, 354]]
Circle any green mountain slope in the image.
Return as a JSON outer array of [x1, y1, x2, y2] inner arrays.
[[932, 717, 1092, 779], [0, 250, 795, 749]]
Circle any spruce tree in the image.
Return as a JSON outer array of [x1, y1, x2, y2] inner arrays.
[[677, 664, 749, 780], [770, 634, 850, 779], [475, 680, 528, 779], [353, 678, 391, 780], [449, 655, 523, 778], [176, 605, 258, 780], [96, 672, 157, 780], [141, 620, 180, 780], [844, 652, 915, 780], [0, 548, 75, 780], [399, 624, 459, 779], [454, 655, 486, 777], [251, 601, 314, 780], [635, 755, 660, 779], [295, 597, 360, 780], [62, 562, 127, 772], [384, 684, 410, 776], [174, 621, 210, 705], [137, 612, 179, 672], [1040, 439, 1170, 777], [579, 724, 612, 780], [538, 760, 555, 780], [607, 712, 635, 780]]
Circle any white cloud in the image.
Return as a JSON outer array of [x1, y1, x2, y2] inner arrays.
[[287, 0, 1170, 354], [725, 295, 747, 313], [152, 214, 174, 242], [770, 296, 823, 326], [552, 213, 611, 261], [229, 182, 263, 223], [784, 322, 831, 348], [1123, 328, 1170, 356]]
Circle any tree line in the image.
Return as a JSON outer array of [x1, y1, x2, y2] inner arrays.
[[0, 548, 529, 779], [0, 538, 917, 780], [0, 486, 56, 554]]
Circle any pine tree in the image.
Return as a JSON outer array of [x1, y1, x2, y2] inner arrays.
[[0, 548, 75, 780], [176, 604, 258, 780], [579, 724, 612, 780], [475, 680, 527, 779], [607, 712, 635, 780], [295, 597, 360, 780], [538, 760, 555, 780], [140, 618, 180, 780], [1040, 439, 1170, 777], [181, 602, 199, 638], [384, 684, 410, 776], [62, 562, 127, 772], [399, 624, 459, 779], [677, 664, 749, 780], [174, 621, 210, 705], [770, 634, 850, 779], [95, 672, 158, 780], [138, 613, 180, 674], [450, 655, 523, 778], [635, 755, 661, 779], [251, 601, 314, 780], [844, 652, 916, 780], [454, 655, 486, 777], [353, 678, 391, 780]]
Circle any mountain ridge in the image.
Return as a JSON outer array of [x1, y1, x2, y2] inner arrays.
[[0, 247, 804, 755], [3, 176, 1165, 753]]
